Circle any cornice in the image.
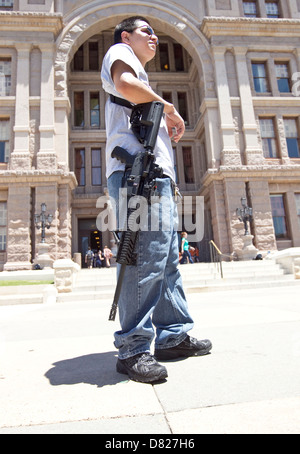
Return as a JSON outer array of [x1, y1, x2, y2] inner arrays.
[[0, 11, 63, 36], [0, 169, 77, 189], [202, 165, 300, 188], [201, 16, 300, 39]]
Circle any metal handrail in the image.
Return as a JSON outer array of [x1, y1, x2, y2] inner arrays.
[[209, 240, 224, 279]]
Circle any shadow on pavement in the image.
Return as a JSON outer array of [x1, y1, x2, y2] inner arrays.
[[45, 352, 126, 388]]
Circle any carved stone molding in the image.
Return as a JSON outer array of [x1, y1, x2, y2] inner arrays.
[[202, 16, 300, 38], [0, 11, 63, 35]]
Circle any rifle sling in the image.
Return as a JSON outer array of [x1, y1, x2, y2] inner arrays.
[[110, 94, 134, 109]]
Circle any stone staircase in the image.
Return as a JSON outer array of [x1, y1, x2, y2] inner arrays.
[[0, 270, 54, 306], [57, 259, 299, 303], [0, 260, 299, 306]]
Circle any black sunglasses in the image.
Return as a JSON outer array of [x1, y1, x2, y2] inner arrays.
[[134, 25, 159, 45]]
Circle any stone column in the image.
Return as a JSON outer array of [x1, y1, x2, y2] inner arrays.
[[212, 47, 241, 166], [203, 105, 220, 168], [257, 0, 267, 17], [286, 191, 300, 247], [4, 185, 32, 271], [55, 0, 63, 13], [57, 184, 72, 260], [209, 180, 231, 254], [290, 0, 300, 19], [224, 179, 248, 254], [234, 47, 264, 165], [37, 44, 57, 170], [10, 44, 31, 170], [247, 180, 277, 252]]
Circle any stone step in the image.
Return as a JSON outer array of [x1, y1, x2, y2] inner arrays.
[[0, 260, 298, 306], [73, 261, 286, 285], [0, 284, 51, 296], [72, 268, 287, 293], [55, 260, 298, 303], [57, 276, 300, 303], [0, 293, 43, 306]]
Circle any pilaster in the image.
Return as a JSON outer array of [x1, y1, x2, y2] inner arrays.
[[209, 180, 231, 254], [286, 191, 300, 247], [10, 44, 31, 171], [234, 47, 264, 166], [224, 179, 247, 254], [4, 185, 32, 271], [212, 47, 241, 166], [247, 180, 277, 252], [37, 43, 57, 170], [57, 184, 72, 260]]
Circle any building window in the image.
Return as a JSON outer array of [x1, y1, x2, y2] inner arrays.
[[178, 92, 189, 126], [74, 92, 84, 127], [91, 148, 101, 186], [89, 42, 99, 71], [162, 92, 173, 104], [90, 92, 100, 128], [275, 62, 291, 93], [252, 62, 269, 93], [0, 58, 11, 96], [0, 1, 13, 11], [73, 91, 101, 129], [75, 148, 86, 186], [173, 43, 184, 72], [259, 118, 278, 158], [265, 1, 280, 18], [182, 146, 194, 184], [73, 45, 84, 71], [0, 202, 7, 251], [0, 118, 10, 163], [159, 43, 170, 71], [72, 41, 99, 72], [270, 195, 288, 239], [296, 194, 300, 230], [243, 1, 258, 17], [284, 119, 300, 158]]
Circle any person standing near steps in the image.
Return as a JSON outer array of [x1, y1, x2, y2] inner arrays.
[[101, 16, 212, 383]]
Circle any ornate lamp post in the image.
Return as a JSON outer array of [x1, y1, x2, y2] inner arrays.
[[34, 203, 53, 244], [33, 203, 54, 269], [236, 197, 253, 236], [235, 197, 258, 261]]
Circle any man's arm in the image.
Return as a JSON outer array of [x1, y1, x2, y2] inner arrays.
[[111, 60, 185, 143]]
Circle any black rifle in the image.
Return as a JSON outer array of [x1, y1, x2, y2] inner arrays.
[[109, 101, 164, 321]]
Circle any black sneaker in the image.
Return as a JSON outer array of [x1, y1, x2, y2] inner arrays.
[[155, 336, 212, 361], [116, 353, 168, 383]]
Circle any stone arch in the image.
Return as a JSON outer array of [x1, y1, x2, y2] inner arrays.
[[54, 1, 215, 98]]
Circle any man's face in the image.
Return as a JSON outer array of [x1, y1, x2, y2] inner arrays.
[[121, 20, 159, 66]]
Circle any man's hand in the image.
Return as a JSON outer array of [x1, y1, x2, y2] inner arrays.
[[165, 109, 185, 143]]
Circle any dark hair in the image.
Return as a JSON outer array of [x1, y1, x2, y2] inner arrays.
[[114, 16, 151, 45]]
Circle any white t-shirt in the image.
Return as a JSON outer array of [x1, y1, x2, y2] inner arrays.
[[101, 43, 176, 181]]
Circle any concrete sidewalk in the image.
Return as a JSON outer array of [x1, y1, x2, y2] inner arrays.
[[0, 285, 300, 434]]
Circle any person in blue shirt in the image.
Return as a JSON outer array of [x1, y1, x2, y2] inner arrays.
[[180, 232, 194, 264]]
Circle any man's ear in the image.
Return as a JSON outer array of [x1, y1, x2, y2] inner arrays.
[[121, 30, 130, 44]]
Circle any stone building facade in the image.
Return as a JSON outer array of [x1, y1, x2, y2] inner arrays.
[[0, 0, 300, 270]]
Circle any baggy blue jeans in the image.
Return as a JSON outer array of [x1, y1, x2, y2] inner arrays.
[[108, 171, 194, 359]]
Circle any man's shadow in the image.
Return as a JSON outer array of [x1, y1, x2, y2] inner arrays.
[[45, 352, 126, 388]]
